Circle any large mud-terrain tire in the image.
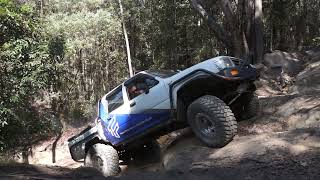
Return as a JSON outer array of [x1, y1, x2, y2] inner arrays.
[[85, 143, 119, 177], [241, 94, 260, 120], [187, 95, 237, 147]]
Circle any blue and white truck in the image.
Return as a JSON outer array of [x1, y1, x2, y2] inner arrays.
[[68, 56, 259, 176]]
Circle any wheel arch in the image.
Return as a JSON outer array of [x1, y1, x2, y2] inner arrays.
[[69, 133, 112, 162], [170, 70, 245, 122], [84, 137, 112, 154], [171, 70, 223, 108]]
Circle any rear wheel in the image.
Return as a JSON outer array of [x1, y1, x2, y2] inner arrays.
[[85, 143, 119, 177], [187, 95, 237, 147]]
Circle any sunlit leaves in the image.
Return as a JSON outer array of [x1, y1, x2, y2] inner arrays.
[[0, 0, 57, 151], [41, 0, 127, 126]]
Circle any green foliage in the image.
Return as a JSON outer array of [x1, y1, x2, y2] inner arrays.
[[0, 0, 35, 45], [264, 0, 320, 50], [0, 0, 58, 151], [42, 0, 127, 125], [123, 0, 220, 70]]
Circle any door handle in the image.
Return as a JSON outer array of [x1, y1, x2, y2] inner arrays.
[[130, 101, 136, 107]]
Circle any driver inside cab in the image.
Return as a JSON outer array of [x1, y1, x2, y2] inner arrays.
[[128, 82, 148, 100]]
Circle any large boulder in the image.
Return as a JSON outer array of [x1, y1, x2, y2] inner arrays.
[[263, 51, 305, 76], [289, 61, 320, 95], [305, 47, 320, 63]]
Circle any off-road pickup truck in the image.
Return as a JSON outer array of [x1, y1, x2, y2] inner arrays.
[[68, 56, 259, 176]]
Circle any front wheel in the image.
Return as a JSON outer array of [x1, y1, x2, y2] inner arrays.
[[187, 95, 237, 147], [85, 143, 120, 177]]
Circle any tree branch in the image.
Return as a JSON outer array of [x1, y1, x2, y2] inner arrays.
[[190, 0, 233, 49], [219, 0, 235, 25]]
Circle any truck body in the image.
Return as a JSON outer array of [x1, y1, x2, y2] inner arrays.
[[68, 56, 259, 176]]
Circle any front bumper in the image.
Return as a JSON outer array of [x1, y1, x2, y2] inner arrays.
[[68, 126, 98, 161], [218, 65, 259, 81]]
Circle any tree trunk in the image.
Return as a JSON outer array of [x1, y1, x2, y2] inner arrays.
[[295, 0, 306, 50], [118, 0, 134, 77], [190, 0, 263, 62], [40, 0, 44, 17], [220, 0, 235, 25], [190, 0, 233, 51], [220, 0, 244, 58], [269, 0, 273, 51], [253, 0, 264, 63], [244, 0, 264, 63], [190, 0, 249, 58]]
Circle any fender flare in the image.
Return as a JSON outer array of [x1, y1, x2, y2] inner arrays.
[[68, 126, 108, 161], [168, 69, 239, 110]]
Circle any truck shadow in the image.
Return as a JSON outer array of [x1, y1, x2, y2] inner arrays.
[[120, 128, 206, 173]]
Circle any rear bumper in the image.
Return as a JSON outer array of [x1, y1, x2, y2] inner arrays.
[[68, 126, 98, 161]]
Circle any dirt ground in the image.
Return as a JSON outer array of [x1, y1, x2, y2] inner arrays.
[[0, 51, 319, 179], [1, 126, 320, 180], [1, 112, 320, 180]]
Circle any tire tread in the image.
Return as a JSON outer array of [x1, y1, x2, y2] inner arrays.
[[187, 95, 237, 147]]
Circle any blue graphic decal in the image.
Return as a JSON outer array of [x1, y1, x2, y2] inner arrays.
[[98, 103, 170, 145], [106, 116, 120, 138]]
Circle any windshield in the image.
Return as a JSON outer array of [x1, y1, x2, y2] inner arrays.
[[146, 70, 178, 78]]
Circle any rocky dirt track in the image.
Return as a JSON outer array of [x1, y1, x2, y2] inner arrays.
[[1, 126, 320, 180]]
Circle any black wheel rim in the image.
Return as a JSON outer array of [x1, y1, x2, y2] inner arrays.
[[195, 113, 216, 137]]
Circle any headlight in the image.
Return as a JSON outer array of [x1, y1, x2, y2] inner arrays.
[[214, 57, 236, 70]]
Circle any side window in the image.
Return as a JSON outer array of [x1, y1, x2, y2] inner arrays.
[[106, 86, 123, 113], [126, 75, 159, 100]]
